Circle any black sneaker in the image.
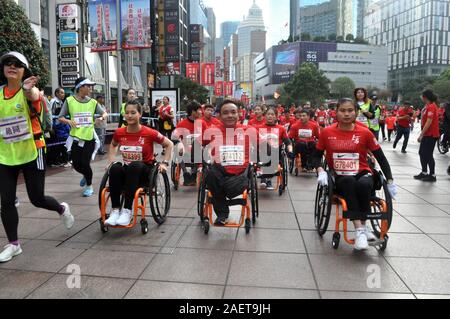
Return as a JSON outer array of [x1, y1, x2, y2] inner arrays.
[[422, 175, 437, 182], [401, 150, 407, 154], [447, 166, 450, 175], [414, 173, 428, 180], [393, 142, 397, 149], [214, 216, 227, 226]]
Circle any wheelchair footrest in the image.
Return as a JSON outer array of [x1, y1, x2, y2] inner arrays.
[[226, 199, 247, 207], [368, 238, 386, 247]]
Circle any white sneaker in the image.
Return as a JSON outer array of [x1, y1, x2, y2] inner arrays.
[[116, 209, 133, 226], [105, 209, 121, 226], [60, 203, 75, 229], [0, 244, 22, 263], [354, 228, 369, 250], [365, 225, 377, 242]]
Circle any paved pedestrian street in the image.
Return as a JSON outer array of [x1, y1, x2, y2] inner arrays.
[[1, 129, 449, 299]]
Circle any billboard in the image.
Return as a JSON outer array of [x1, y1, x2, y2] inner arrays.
[[201, 63, 215, 86], [299, 42, 337, 65], [88, 0, 117, 52], [272, 42, 300, 84], [214, 81, 223, 96], [186, 63, 200, 83], [150, 89, 180, 125], [120, 0, 152, 50]]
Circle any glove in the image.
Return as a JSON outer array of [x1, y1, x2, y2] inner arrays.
[[387, 182, 397, 199], [317, 171, 328, 187]]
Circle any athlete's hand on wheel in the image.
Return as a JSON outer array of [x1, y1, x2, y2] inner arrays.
[[159, 163, 168, 173], [317, 170, 328, 187]]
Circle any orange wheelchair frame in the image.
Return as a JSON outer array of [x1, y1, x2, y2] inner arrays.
[[171, 161, 203, 190], [256, 149, 288, 196]]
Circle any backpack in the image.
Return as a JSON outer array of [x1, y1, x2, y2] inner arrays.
[[28, 95, 53, 133]]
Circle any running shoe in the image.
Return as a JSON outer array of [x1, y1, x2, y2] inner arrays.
[[116, 209, 133, 226], [80, 177, 86, 187], [105, 209, 121, 226], [0, 244, 22, 263], [365, 226, 377, 242], [214, 216, 227, 226], [354, 229, 369, 250], [413, 173, 428, 180], [82, 186, 94, 197], [266, 180, 274, 190], [422, 175, 437, 182], [60, 202, 74, 229]]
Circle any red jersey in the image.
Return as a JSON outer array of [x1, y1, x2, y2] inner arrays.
[[173, 118, 207, 146], [397, 106, 414, 128], [316, 124, 381, 176], [316, 110, 327, 126], [248, 117, 266, 127], [113, 126, 165, 165], [238, 109, 247, 122], [203, 123, 257, 175], [385, 117, 396, 130], [421, 103, 440, 138], [438, 107, 445, 122], [289, 120, 320, 143], [328, 110, 337, 124], [159, 105, 173, 120], [202, 117, 221, 129], [257, 124, 288, 148]]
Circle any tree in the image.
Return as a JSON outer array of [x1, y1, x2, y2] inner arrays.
[[287, 35, 293, 43], [346, 34, 355, 42], [0, 0, 49, 89], [313, 36, 327, 42], [400, 77, 436, 107], [336, 36, 345, 42], [330, 77, 355, 99], [174, 77, 209, 106], [294, 35, 300, 42], [433, 77, 450, 102], [328, 33, 337, 42], [301, 33, 311, 41], [275, 85, 296, 107], [284, 62, 330, 106], [354, 37, 369, 44]]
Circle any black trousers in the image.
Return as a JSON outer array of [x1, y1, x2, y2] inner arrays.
[[380, 123, 386, 139], [419, 137, 438, 175], [205, 165, 249, 218], [370, 129, 380, 141], [0, 149, 61, 242], [71, 139, 96, 186], [109, 162, 153, 210], [295, 141, 316, 167], [335, 174, 374, 221], [393, 126, 410, 151], [388, 129, 394, 141]]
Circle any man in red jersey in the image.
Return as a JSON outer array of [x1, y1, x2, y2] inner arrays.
[[316, 105, 327, 128], [172, 101, 207, 186], [289, 109, 320, 170], [202, 100, 258, 225], [202, 104, 221, 129]]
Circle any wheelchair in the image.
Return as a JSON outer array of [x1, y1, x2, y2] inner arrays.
[[289, 142, 316, 176], [256, 148, 288, 196], [314, 164, 393, 251], [98, 162, 171, 234], [437, 126, 449, 155], [171, 161, 203, 190], [197, 163, 259, 234]]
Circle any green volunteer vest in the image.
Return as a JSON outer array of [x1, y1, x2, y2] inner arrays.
[[120, 102, 127, 127], [67, 96, 97, 141], [356, 101, 371, 127], [0, 87, 38, 165], [369, 106, 381, 131]]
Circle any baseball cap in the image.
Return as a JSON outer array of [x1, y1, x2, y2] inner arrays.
[[74, 77, 96, 90], [0, 51, 29, 69]]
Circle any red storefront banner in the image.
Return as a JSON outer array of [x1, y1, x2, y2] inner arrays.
[[214, 81, 223, 96], [201, 63, 215, 86], [224, 81, 234, 97], [186, 63, 200, 83]]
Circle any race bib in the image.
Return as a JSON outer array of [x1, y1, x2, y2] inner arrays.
[[370, 118, 379, 126], [318, 117, 324, 123], [120, 145, 143, 165], [357, 115, 368, 123], [0, 115, 32, 144], [219, 145, 244, 166], [333, 153, 359, 176], [299, 129, 312, 138], [74, 112, 93, 127]]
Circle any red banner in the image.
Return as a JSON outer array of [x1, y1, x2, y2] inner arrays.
[[186, 63, 200, 83], [214, 81, 223, 96], [201, 63, 215, 86], [224, 81, 234, 97]]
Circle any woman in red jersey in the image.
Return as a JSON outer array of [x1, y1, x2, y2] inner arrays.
[[312, 98, 397, 251], [105, 100, 173, 226]]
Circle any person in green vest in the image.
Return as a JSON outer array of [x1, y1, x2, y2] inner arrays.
[[58, 77, 108, 197], [354, 87, 374, 127], [368, 93, 382, 141], [118, 88, 137, 128], [0, 51, 74, 263]]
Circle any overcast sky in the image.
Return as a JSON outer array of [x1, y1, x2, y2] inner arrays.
[[203, 0, 290, 48]]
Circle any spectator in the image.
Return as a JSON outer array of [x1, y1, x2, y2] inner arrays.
[[95, 95, 107, 155], [50, 87, 65, 116]]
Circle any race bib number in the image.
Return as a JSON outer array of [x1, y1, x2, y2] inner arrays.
[[74, 112, 93, 127], [333, 153, 359, 176], [219, 145, 244, 166], [357, 115, 368, 124], [0, 115, 32, 144], [299, 129, 312, 138], [370, 118, 379, 126], [120, 146, 143, 165]]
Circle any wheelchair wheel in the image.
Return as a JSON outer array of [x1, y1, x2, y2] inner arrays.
[[171, 162, 179, 190], [197, 173, 207, 222], [245, 218, 251, 234], [370, 177, 393, 238], [98, 169, 110, 210], [332, 232, 340, 249], [314, 172, 333, 236], [149, 165, 171, 225], [281, 151, 288, 191], [288, 156, 294, 175], [140, 219, 149, 234], [250, 167, 259, 224], [437, 133, 449, 154]]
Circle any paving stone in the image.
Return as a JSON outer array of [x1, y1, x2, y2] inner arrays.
[[235, 228, 305, 254], [0, 270, 53, 299], [125, 280, 223, 299], [223, 286, 319, 299]]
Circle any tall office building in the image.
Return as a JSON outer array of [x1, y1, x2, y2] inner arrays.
[[300, 0, 353, 38], [290, 0, 300, 38], [221, 21, 239, 47], [357, 0, 369, 38], [205, 7, 216, 61], [364, 0, 450, 97]]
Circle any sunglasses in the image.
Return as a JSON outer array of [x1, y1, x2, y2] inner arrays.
[[4, 60, 26, 68]]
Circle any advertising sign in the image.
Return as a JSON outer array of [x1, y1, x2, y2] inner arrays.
[[59, 4, 78, 18], [224, 82, 234, 97], [272, 42, 300, 84], [121, 0, 152, 50], [214, 81, 223, 96], [150, 89, 180, 125], [60, 46, 78, 60], [59, 18, 77, 32], [59, 32, 78, 46], [60, 60, 79, 73], [201, 63, 215, 86], [61, 74, 79, 87], [299, 42, 337, 65], [88, 0, 117, 52], [186, 63, 200, 83]]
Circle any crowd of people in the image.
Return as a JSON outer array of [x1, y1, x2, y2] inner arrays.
[[1, 50, 449, 262]]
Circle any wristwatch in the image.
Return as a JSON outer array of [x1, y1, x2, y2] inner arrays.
[[161, 160, 169, 166]]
